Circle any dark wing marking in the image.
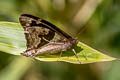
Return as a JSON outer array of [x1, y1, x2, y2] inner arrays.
[[40, 19, 72, 39]]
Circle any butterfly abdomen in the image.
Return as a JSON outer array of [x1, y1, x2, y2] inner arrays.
[[35, 41, 71, 55]]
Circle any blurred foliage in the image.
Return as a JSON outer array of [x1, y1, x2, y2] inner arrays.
[[0, 0, 120, 80]]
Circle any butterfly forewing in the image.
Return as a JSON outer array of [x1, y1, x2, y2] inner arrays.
[[19, 14, 69, 49], [19, 14, 56, 49]]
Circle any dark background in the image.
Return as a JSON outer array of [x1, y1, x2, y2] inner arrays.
[[0, 0, 120, 80]]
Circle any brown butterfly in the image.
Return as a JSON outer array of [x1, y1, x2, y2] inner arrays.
[[19, 14, 80, 62]]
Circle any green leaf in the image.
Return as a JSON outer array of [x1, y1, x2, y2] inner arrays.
[[0, 22, 116, 64]]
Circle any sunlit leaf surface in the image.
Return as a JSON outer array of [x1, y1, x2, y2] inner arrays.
[[0, 22, 116, 64]]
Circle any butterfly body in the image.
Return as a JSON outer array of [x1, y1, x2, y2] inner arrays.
[[23, 39, 78, 57], [19, 14, 78, 57]]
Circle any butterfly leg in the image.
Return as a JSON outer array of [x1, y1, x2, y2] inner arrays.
[[57, 51, 63, 61], [72, 49, 81, 64], [82, 53, 88, 61]]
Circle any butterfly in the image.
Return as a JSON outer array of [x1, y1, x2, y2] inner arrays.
[[19, 14, 80, 62]]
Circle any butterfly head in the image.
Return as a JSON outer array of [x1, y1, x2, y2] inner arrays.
[[69, 38, 79, 45]]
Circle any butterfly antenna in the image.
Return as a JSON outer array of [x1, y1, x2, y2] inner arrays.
[[75, 25, 88, 39]]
